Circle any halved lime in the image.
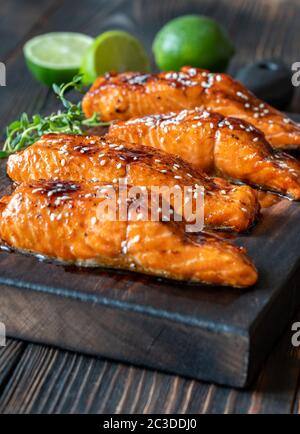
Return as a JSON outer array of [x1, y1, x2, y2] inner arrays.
[[80, 30, 150, 85], [24, 32, 94, 86]]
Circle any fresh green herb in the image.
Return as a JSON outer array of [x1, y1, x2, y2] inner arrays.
[[1, 74, 110, 158]]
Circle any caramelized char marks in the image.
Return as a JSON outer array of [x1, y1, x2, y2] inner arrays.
[[109, 109, 300, 200], [7, 134, 260, 232], [0, 180, 257, 287], [82, 67, 300, 149]]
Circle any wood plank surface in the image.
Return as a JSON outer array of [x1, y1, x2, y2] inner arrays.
[[0, 310, 299, 414], [0, 0, 300, 413], [0, 340, 25, 389], [1, 191, 300, 387], [0, 0, 59, 61]]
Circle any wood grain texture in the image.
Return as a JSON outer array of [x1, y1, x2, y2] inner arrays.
[[1, 0, 300, 413], [1, 189, 300, 387], [0, 0, 59, 61], [0, 340, 25, 388], [0, 310, 299, 414]]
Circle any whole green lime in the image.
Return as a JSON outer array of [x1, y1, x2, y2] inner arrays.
[[153, 15, 234, 72]]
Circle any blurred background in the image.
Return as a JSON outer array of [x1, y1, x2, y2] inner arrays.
[[1, 0, 300, 123]]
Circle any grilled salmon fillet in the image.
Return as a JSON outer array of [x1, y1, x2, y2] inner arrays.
[[109, 109, 300, 200], [0, 180, 257, 287], [7, 134, 260, 232], [82, 66, 300, 150]]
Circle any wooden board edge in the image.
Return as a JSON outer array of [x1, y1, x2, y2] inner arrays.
[[0, 282, 251, 388], [246, 264, 300, 386]]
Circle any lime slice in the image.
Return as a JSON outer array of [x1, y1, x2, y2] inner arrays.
[[24, 32, 94, 86], [80, 30, 150, 85]]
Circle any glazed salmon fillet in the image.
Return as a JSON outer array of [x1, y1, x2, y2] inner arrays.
[[0, 180, 257, 287], [109, 109, 300, 200], [7, 134, 260, 232], [82, 66, 300, 150]]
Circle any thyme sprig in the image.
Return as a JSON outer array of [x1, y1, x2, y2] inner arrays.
[[1, 75, 110, 158]]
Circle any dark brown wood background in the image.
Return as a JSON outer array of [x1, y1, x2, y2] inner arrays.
[[0, 0, 300, 413]]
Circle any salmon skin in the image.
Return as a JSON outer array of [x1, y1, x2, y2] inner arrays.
[[82, 66, 300, 150], [0, 180, 257, 287], [109, 109, 300, 200], [7, 134, 260, 233]]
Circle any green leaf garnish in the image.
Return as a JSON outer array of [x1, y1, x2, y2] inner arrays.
[[1, 74, 110, 158]]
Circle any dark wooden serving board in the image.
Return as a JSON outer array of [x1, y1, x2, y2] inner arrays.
[[1, 120, 300, 389]]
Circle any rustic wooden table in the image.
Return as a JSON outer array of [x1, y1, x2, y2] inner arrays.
[[0, 0, 300, 414]]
